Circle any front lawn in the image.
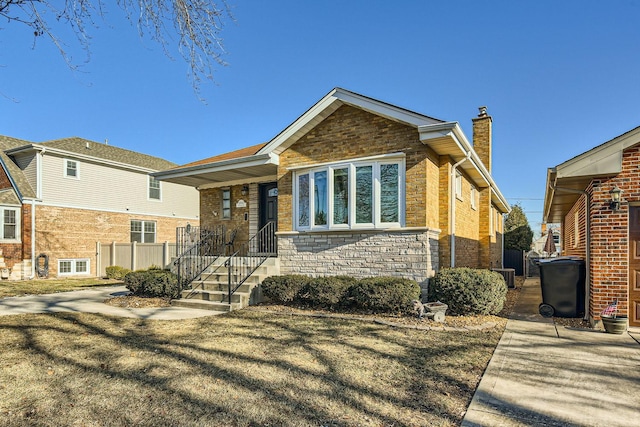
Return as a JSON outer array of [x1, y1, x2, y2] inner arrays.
[[0, 310, 504, 426], [0, 278, 122, 298]]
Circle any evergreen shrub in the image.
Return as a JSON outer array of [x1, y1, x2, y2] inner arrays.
[[124, 269, 180, 298], [428, 268, 507, 315]]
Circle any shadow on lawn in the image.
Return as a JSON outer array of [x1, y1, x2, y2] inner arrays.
[[0, 311, 502, 426]]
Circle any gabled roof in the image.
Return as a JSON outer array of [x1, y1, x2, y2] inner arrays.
[[7, 137, 177, 172], [543, 125, 640, 223], [153, 87, 509, 212], [0, 135, 36, 200]]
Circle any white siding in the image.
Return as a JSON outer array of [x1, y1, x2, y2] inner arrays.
[[40, 153, 198, 218]]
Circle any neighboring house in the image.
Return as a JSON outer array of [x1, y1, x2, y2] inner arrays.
[[155, 88, 510, 299], [0, 136, 199, 279], [543, 125, 640, 327], [531, 225, 561, 255]]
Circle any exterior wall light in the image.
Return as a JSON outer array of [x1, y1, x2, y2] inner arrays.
[[609, 185, 623, 211], [241, 185, 249, 196]]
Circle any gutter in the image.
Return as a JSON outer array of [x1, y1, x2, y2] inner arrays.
[[548, 184, 591, 321], [450, 151, 472, 267]]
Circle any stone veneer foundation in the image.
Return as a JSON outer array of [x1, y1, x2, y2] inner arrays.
[[277, 228, 440, 296]]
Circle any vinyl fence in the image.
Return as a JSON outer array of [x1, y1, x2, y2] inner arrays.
[[96, 241, 177, 277]]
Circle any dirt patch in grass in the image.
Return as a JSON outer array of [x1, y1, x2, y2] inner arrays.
[[104, 295, 172, 308], [0, 306, 506, 427]]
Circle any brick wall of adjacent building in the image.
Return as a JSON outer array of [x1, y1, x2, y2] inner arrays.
[[34, 205, 195, 276]]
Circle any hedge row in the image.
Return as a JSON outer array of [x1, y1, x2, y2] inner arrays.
[[261, 275, 420, 314]]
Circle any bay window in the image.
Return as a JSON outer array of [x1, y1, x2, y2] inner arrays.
[[294, 157, 404, 230]]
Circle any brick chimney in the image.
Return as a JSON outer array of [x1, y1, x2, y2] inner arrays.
[[472, 106, 492, 173]]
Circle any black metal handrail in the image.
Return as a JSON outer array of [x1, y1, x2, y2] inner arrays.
[[174, 225, 226, 290], [225, 222, 277, 303]]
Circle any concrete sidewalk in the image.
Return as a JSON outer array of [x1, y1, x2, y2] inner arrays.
[[0, 286, 220, 320], [463, 278, 640, 427]]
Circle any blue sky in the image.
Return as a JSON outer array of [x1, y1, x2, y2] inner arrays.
[[2, 0, 640, 234]]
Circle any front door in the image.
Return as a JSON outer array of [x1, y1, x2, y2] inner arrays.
[[258, 182, 278, 253], [628, 206, 640, 326]]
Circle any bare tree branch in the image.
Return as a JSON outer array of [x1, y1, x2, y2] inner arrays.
[[0, 0, 232, 98]]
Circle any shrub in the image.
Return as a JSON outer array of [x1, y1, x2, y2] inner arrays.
[[350, 277, 420, 314], [105, 265, 131, 280], [297, 276, 352, 309], [261, 275, 311, 303], [428, 268, 507, 315], [124, 269, 180, 298]]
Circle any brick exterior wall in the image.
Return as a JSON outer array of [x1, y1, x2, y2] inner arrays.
[[278, 229, 440, 294], [562, 145, 640, 323], [0, 203, 32, 274], [200, 185, 251, 246], [35, 205, 194, 276]]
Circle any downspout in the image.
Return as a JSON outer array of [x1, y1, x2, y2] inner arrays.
[[29, 199, 36, 279], [450, 152, 472, 267], [548, 185, 590, 321]]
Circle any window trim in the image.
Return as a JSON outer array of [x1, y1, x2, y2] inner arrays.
[[64, 159, 79, 179], [471, 186, 478, 210], [58, 258, 90, 276], [293, 156, 405, 231], [221, 188, 231, 219], [455, 171, 463, 200], [148, 175, 161, 201], [130, 220, 157, 243], [0, 207, 20, 241]]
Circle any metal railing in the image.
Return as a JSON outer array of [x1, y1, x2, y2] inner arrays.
[[174, 225, 226, 290], [224, 222, 277, 303]]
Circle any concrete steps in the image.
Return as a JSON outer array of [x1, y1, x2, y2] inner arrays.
[[171, 257, 279, 313]]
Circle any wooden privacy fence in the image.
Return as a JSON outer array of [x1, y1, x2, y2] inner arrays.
[[96, 242, 177, 277]]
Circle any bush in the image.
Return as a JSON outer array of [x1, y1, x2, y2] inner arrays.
[[428, 268, 507, 315], [297, 276, 352, 309], [105, 265, 131, 280], [349, 277, 420, 314], [124, 269, 180, 298], [261, 275, 311, 303]]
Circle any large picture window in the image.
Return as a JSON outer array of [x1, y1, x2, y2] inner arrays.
[[295, 157, 404, 230]]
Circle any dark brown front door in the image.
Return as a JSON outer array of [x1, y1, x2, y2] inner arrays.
[[628, 206, 640, 326]]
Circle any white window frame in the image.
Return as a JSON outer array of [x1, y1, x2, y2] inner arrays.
[[455, 171, 463, 200], [293, 156, 405, 231], [64, 159, 79, 179], [131, 220, 157, 243], [471, 186, 478, 210], [148, 176, 161, 201], [0, 207, 20, 241], [58, 259, 90, 276]]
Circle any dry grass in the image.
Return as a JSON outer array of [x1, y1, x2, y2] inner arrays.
[[0, 278, 122, 298], [0, 309, 506, 426]]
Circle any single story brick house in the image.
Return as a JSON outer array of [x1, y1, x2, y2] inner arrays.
[[544, 125, 640, 327], [155, 88, 510, 295]]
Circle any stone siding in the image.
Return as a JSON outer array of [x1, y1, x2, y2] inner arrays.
[[278, 228, 440, 295]]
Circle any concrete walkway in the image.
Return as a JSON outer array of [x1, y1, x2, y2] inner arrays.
[[0, 286, 220, 320], [463, 278, 640, 427]]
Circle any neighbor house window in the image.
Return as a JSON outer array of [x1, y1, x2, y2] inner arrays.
[[294, 157, 404, 230], [148, 176, 161, 200], [455, 171, 463, 199], [222, 189, 231, 219], [0, 208, 19, 240], [131, 220, 156, 243], [65, 159, 78, 178], [58, 259, 90, 276]]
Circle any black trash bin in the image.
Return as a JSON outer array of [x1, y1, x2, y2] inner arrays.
[[537, 257, 586, 318]]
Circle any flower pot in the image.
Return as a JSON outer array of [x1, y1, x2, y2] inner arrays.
[[601, 315, 628, 334]]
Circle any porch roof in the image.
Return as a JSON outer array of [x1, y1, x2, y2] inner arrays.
[[543, 125, 640, 223], [152, 143, 278, 188]]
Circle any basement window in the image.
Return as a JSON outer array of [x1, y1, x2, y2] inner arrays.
[[58, 259, 90, 276]]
